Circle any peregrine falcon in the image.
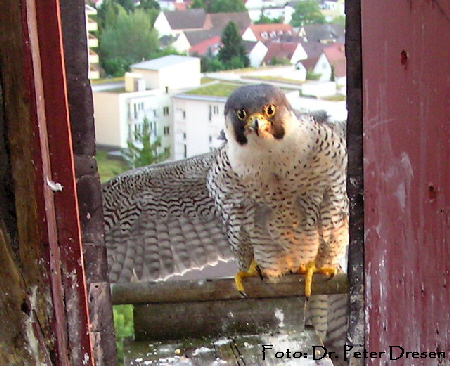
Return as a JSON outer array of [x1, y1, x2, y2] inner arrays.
[[103, 83, 348, 298], [208, 84, 348, 296]]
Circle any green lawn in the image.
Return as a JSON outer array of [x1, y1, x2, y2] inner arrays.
[[321, 94, 346, 101], [244, 75, 305, 84], [90, 76, 125, 85], [96, 150, 128, 183], [113, 304, 134, 366], [185, 82, 242, 97]]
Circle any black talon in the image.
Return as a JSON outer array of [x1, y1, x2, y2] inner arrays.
[[256, 265, 263, 280]]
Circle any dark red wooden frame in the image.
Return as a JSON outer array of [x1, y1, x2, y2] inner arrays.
[[22, 0, 94, 365], [362, 1, 450, 364]]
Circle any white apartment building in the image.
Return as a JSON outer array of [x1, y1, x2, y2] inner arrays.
[[171, 93, 227, 160], [93, 55, 201, 157], [93, 82, 172, 154]]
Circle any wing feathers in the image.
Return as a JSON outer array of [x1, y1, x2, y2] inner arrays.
[[103, 152, 234, 283]]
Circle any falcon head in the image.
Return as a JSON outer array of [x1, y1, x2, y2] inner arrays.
[[224, 84, 296, 146]]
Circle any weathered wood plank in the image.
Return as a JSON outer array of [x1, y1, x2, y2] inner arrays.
[[59, 0, 118, 364], [134, 297, 306, 341], [111, 273, 348, 305], [345, 0, 365, 364], [0, 1, 70, 364]]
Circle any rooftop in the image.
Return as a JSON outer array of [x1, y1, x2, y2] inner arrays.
[[263, 42, 299, 64], [131, 55, 200, 70], [189, 36, 222, 55], [247, 23, 296, 41], [162, 8, 206, 30], [323, 42, 346, 77], [204, 12, 252, 31]]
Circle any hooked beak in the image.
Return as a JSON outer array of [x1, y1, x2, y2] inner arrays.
[[245, 113, 270, 136]]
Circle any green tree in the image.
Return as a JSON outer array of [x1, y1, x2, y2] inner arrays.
[[270, 56, 291, 66], [290, 0, 325, 27], [137, 0, 160, 10], [117, 0, 135, 12], [190, 0, 206, 9], [210, 0, 246, 13], [306, 70, 321, 80], [201, 56, 224, 72], [217, 21, 249, 70], [122, 117, 170, 169], [331, 15, 346, 27], [97, 0, 123, 31], [99, 9, 159, 76], [255, 14, 282, 24]]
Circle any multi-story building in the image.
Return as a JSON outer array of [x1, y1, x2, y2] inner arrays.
[[172, 92, 227, 160], [93, 78, 173, 155], [93, 55, 201, 158], [85, 4, 100, 80]]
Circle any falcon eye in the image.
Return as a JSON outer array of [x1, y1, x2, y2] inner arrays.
[[236, 108, 247, 120], [264, 104, 276, 117]]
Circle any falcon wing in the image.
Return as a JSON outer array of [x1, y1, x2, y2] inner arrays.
[[102, 151, 234, 283]]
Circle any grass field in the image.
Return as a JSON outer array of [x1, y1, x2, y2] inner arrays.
[[96, 150, 128, 183]]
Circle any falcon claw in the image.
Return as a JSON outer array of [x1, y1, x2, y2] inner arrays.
[[239, 291, 248, 298], [234, 260, 260, 295], [302, 262, 338, 297]]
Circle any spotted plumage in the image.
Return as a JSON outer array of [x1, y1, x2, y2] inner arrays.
[[207, 84, 348, 281]]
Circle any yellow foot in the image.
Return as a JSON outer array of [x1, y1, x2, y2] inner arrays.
[[302, 262, 337, 297], [234, 260, 260, 296]]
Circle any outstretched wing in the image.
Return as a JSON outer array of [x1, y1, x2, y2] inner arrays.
[[102, 151, 234, 283]]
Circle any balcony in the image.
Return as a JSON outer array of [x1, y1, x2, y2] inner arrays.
[[89, 49, 99, 64], [86, 18, 98, 32], [88, 34, 98, 48], [88, 66, 100, 80]]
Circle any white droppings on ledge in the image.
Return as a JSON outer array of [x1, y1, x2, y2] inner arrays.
[[46, 178, 63, 192]]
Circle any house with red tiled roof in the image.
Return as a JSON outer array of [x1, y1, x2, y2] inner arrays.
[[242, 24, 295, 42], [154, 10, 251, 53], [312, 42, 346, 87], [189, 36, 222, 56], [154, 10, 250, 37], [298, 23, 345, 43], [173, 1, 191, 10], [262, 42, 307, 66]]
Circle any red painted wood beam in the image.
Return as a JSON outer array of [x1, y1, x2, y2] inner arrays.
[[23, 0, 95, 365], [362, 1, 450, 364]]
